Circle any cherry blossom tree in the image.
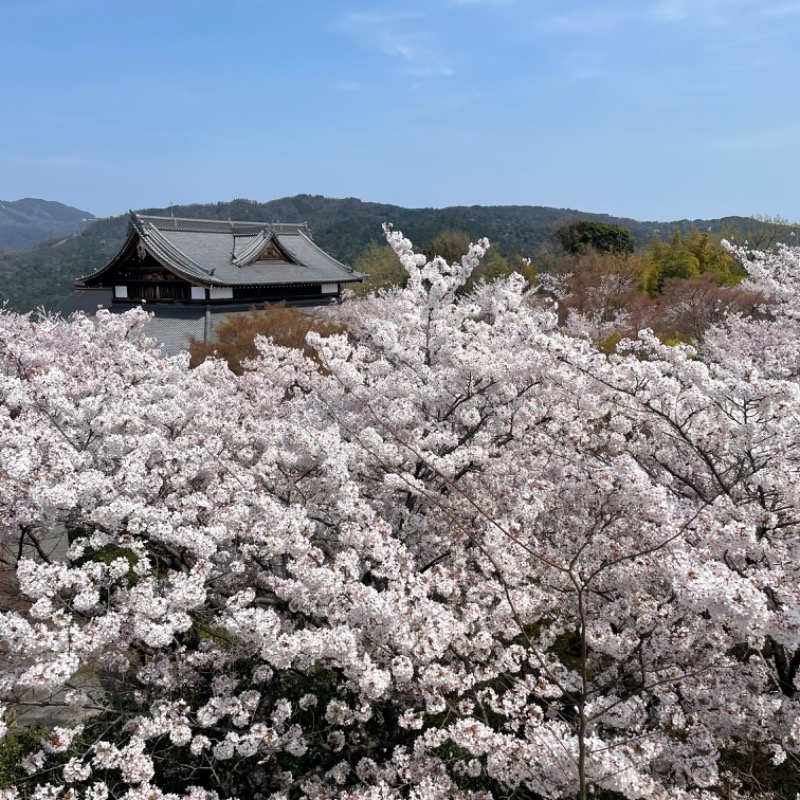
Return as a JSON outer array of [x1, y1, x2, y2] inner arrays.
[[2, 230, 800, 800]]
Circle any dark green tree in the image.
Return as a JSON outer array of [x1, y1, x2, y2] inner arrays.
[[553, 219, 635, 256]]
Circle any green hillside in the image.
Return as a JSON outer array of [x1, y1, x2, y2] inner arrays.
[[0, 195, 777, 313], [0, 198, 94, 252]]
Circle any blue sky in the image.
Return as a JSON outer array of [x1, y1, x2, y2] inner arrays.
[[2, 0, 799, 222]]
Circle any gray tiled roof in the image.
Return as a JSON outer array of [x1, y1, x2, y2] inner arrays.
[[57, 288, 114, 316], [80, 214, 364, 287]]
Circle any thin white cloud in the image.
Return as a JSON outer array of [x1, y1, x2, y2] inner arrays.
[[761, 1, 800, 15], [336, 12, 455, 78], [539, 0, 764, 34], [333, 81, 363, 93], [451, 0, 516, 5], [649, 0, 765, 25], [652, 0, 689, 21], [718, 126, 800, 150], [537, 5, 637, 35], [563, 49, 605, 81]]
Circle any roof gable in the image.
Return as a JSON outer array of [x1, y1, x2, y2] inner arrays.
[[255, 237, 293, 263], [231, 231, 296, 267]]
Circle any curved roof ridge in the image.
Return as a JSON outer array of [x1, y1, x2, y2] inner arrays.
[[135, 216, 214, 279], [232, 229, 271, 267], [136, 214, 266, 234], [76, 220, 138, 284]]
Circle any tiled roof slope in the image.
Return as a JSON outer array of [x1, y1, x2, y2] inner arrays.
[[80, 213, 363, 287]]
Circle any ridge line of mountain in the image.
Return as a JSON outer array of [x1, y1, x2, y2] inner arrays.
[[0, 194, 782, 313]]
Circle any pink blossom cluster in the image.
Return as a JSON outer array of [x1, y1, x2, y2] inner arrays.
[[2, 228, 800, 800]]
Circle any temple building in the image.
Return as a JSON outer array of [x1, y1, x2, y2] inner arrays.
[[60, 212, 363, 354], [73, 212, 363, 306]]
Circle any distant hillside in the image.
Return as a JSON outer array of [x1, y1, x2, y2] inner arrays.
[[0, 195, 770, 313], [0, 198, 95, 252]]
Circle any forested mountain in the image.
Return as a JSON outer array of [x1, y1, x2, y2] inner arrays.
[[0, 198, 94, 252], [0, 194, 770, 312]]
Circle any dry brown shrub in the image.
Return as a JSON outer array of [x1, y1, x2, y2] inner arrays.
[[557, 250, 648, 326], [556, 251, 767, 345], [188, 302, 347, 375], [647, 278, 768, 342]]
